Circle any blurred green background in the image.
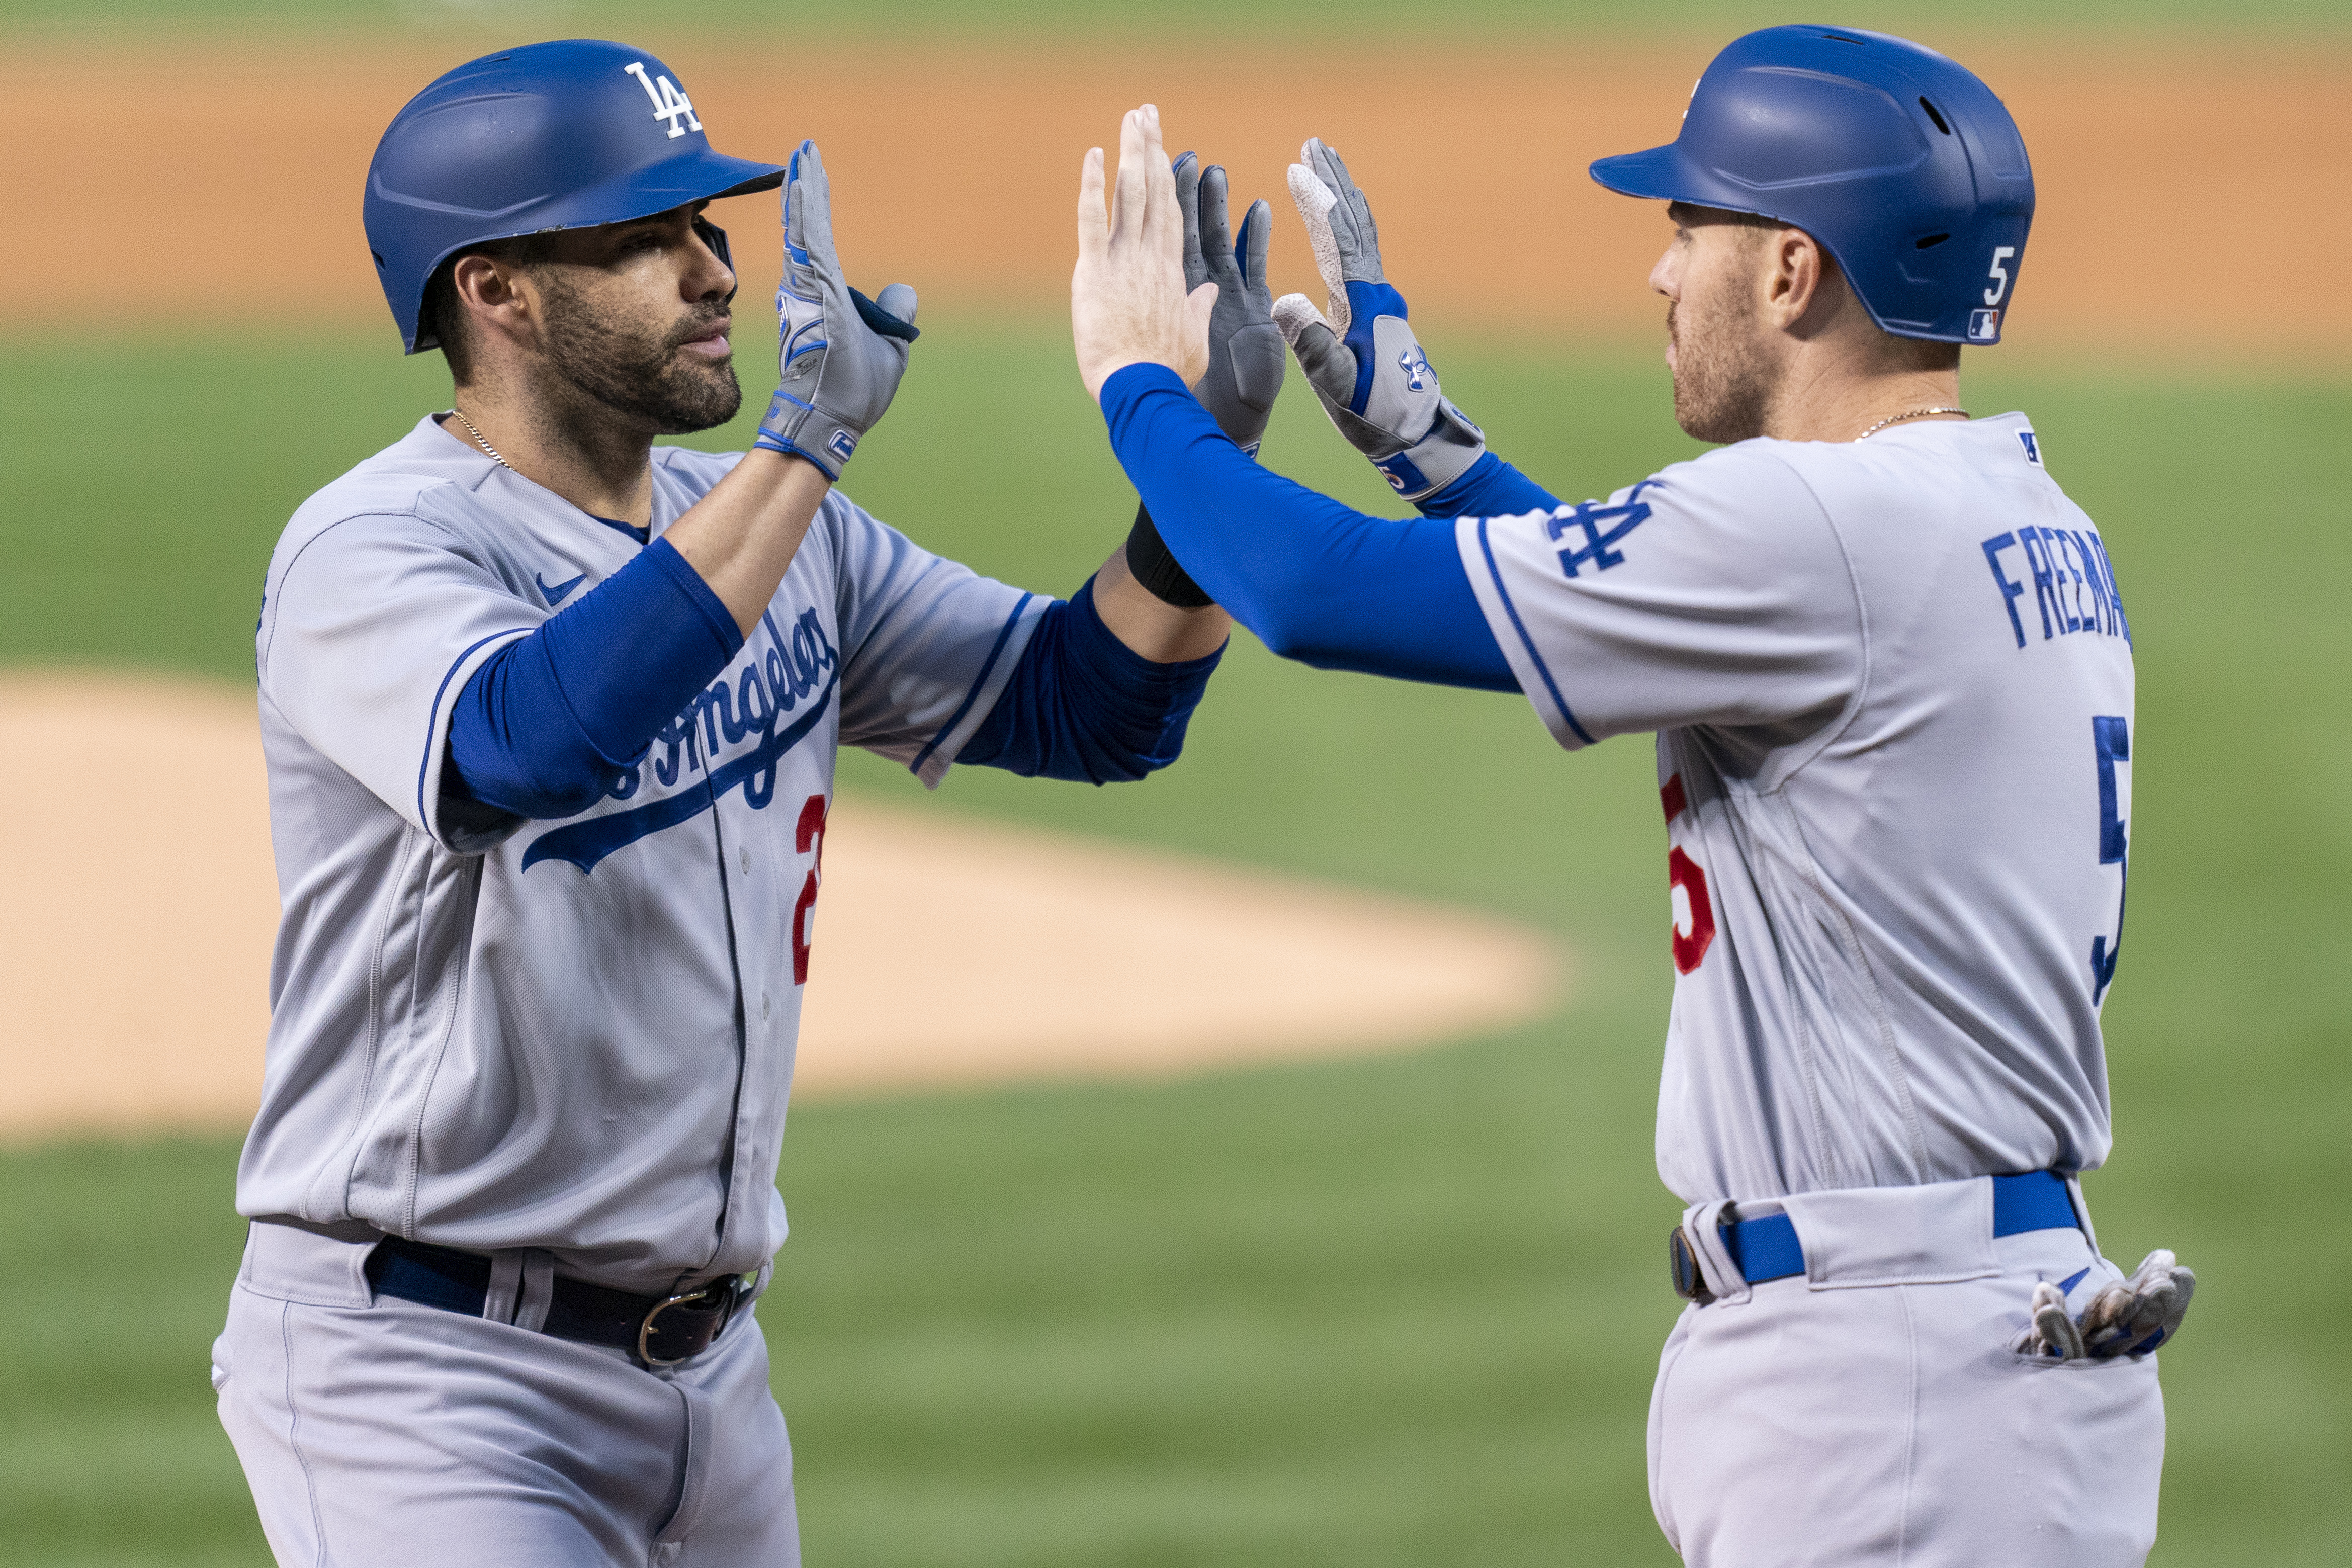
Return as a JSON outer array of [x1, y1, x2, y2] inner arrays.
[[4, 1, 2348, 1563], [5, 315, 2347, 1564]]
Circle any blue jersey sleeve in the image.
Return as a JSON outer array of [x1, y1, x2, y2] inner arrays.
[[1418, 451, 1563, 520], [447, 537, 744, 819], [956, 575, 1222, 783], [1099, 364, 1515, 692]]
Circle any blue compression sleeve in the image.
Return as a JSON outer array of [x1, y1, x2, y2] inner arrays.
[[957, 575, 1222, 783], [448, 537, 745, 820], [1100, 364, 1516, 692], [1419, 451, 1563, 520]]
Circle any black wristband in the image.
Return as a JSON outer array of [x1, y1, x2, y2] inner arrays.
[[1123, 502, 1215, 609]]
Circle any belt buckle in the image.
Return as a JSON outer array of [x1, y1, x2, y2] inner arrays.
[[637, 1277, 745, 1368], [1668, 1224, 1716, 1305]]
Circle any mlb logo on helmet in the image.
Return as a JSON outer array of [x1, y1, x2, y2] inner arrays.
[[1969, 308, 2002, 341]]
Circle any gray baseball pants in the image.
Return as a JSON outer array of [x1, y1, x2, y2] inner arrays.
[[213, 1221, 799, 1567], [1648, 1179, 2165, 1565]]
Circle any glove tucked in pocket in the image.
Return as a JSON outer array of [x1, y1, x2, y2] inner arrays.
[[2014, 1248, 2195, 1361]]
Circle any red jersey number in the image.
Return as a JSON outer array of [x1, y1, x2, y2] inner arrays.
[[792, 794, 829, 985], [1661, 774, 1716, 975]]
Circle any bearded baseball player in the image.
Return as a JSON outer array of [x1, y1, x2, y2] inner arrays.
[[1074, 27, 2194, 1566], [212, 40, 1274, 1565]]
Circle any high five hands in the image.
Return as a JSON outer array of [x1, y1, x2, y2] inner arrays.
[[1074, 109, 1483, 501], [1073, 107, 1217, 398]]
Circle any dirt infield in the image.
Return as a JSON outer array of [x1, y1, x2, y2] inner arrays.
[[0, 672, 1561, 1140], [1, 39, 2344, 355]]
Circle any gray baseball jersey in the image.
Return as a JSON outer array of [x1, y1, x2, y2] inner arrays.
[[240, 416, 1044, 1292], [1457, 414, 2133, 1203]]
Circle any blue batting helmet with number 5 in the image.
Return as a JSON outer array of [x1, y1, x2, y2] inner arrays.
[[1590, 26, 2034, 345], [364, 39, 787, 354]]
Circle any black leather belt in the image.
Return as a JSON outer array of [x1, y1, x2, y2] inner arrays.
[[365, 1236, 750, 1367]]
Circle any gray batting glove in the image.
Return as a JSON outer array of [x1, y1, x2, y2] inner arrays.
[[1173, 151, 1284, 453], [2017, 1249, 2196, 1360], [1271, 137, 1484, 500], [753, 139, 919, 481]]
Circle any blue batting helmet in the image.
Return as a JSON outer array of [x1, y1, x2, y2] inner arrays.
[[365, 39, 787, 353], [1590, 26, 2034, 345]]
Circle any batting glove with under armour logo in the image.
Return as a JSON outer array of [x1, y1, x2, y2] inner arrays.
[[755, 140, 919, 481], [2016, 1248, 2197, 1360], [1271, 138, 1484, 501]]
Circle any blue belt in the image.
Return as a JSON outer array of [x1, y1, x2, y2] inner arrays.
[[1673, 1171, 2079, 1300]]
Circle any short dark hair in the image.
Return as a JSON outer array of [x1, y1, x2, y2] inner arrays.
[[419, 233, 556, 385]]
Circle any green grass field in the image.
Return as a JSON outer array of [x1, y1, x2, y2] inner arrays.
[[3, 313, 2347, 1565]]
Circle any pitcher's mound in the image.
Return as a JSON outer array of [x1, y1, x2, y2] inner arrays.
[[0, 670, 1563, 1140]]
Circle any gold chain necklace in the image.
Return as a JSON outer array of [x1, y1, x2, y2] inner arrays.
[[1857, 406, 1969, 440], [446, 408, 513, 470]]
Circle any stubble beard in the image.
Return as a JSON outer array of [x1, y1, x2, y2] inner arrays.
[[1668, 291, 1776, 446], [536, 272, 743, 435]]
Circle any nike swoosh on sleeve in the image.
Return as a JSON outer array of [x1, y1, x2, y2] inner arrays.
[[536, 571, 587, 606]]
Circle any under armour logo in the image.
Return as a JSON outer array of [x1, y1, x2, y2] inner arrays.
[[1397, 344, 1431, 393], [624, 62, 703, 139]]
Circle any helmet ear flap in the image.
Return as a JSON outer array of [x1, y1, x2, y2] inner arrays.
[[692, 214, 738, 305]]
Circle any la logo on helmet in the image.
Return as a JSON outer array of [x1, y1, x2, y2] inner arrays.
[[623, 61, 702, 138]]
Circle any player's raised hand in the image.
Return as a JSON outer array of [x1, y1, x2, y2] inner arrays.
[[1073, 106, 1216, 399], [755, 139, 920, 481], [1173, 151, 1284, 452], [1272, 138, 1486, 500]]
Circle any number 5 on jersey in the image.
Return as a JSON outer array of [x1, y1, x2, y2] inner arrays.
[[2092, 717, 2128, 1004], [1661, 773, 1716, 974]]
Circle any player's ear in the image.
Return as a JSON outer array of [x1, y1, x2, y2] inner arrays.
[[449, 251, 538, 355], [450, 252, 511, 310], [1766, 227, 1827, 334]]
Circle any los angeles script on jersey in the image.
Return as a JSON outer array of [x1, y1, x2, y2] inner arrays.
[[521, 606, 839, 873]]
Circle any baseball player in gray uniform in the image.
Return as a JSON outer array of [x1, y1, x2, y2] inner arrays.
[[214, 40, 1270, 1566], [1073, 27, 2195, 1567]]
